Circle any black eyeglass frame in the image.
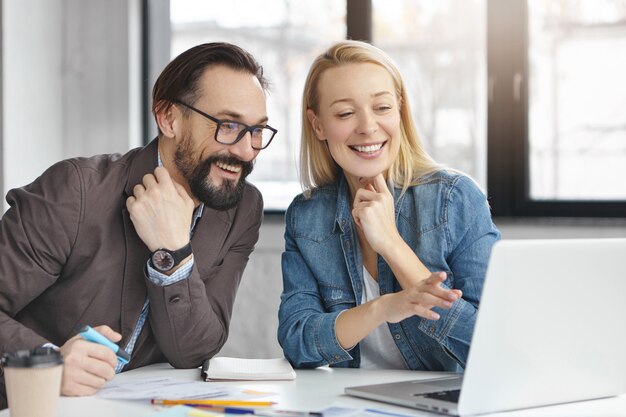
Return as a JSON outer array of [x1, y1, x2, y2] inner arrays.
[[174, 100, 277, 150]]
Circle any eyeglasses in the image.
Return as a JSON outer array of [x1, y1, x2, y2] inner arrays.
[[174, 100, 277, 150]]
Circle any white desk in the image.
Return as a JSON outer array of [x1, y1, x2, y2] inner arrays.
[[1, 363, 624, 417]]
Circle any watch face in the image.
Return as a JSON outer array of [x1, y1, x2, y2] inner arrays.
[[152, 250, 175, 272]]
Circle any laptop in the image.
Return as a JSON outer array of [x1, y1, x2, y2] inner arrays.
[[346, 238, 626, 415]]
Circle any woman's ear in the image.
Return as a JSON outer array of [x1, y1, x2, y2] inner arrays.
[[307, 109, 326, 141], [155, 101, 180, 139]]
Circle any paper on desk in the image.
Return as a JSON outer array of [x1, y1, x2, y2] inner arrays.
[[321, 407, 416, 417], [96, 377, 237, 400], [145, 405, 194, 417]]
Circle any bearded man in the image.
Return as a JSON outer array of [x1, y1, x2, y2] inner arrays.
[[0, 42, 276, 407]]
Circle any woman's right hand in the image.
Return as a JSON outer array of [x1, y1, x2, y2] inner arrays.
[[376, 272, 461, 322]]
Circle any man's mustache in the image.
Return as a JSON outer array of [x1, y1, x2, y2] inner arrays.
[[203, 155, 253, 179]]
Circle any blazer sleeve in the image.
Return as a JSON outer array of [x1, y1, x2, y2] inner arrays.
[[0, 161, 82, 353], [144, 186, 264, 368]]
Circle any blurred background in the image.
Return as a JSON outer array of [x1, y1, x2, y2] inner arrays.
[[3, 0, 626, 358]]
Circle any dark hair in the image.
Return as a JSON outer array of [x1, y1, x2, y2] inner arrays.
[[152, 42, 267, 127]]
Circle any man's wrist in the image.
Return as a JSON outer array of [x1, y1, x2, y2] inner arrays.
[[149, 242, 193, 273], [161, 254, 193, 276], [146, 255, 194, 284]]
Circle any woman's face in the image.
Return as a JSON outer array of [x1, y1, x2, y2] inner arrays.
[[308, 62, 402, 185]]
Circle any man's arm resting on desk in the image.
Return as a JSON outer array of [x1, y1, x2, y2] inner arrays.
[[144, 190, 263, 369]]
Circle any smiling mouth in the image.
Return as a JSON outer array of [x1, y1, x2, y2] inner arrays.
[[216, 161, 242, 174], [349, 141, 387, 154]]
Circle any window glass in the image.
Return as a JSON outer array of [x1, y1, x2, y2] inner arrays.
[[528, 0, 626, 200], [170, 0, 346, 210], [373, 0, 487, 187]]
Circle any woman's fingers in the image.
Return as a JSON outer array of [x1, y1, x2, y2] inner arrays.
[[372, 173, 390, 195]]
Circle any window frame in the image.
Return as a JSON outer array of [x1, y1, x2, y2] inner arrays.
[[487, 0, 626, 218]]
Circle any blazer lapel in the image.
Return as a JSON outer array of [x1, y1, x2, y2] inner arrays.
[[190, 206, 233, 275]]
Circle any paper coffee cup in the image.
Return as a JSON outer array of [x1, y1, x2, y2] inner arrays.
[[2, 347, 63, 417]]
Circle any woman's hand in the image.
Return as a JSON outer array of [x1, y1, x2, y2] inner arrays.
[[376, 272, 462, 322], [352, 173, 401, 258], [352, 172, 432, 286], [335, 272, 462, 349]]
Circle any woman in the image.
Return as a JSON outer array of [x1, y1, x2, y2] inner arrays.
[[278, 40, 500, 372]]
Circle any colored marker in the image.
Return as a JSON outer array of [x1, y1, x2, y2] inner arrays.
[[151, 400, 276, 407], [79, 325, 130, 365]]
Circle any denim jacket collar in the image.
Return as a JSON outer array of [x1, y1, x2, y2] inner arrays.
[[334, 174, 352, 235]]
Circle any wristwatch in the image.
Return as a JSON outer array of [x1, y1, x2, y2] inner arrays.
[[150, 242, 193, 273]]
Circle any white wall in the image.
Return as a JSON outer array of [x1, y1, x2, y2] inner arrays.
[[3, 0, 64, 194], [2, 0, 141, 202]]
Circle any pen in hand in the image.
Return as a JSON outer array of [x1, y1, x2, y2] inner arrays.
[[78, 325, 130, 365]]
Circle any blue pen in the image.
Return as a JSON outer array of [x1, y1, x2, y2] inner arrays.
[[78, 325, 130, 365]]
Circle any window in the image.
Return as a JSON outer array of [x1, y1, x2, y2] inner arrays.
[[488, 0, 626, 217], [158, 0, 626, 217], [373, 0, 487, 187], [528, 0, 626, 201], [170, 0, 346, 211]]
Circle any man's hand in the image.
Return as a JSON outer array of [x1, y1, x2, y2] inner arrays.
[[59, 325, 121, 396], [126, 167, 195, 252]]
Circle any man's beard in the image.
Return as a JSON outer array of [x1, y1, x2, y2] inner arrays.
[[174, 137, 254, 211]]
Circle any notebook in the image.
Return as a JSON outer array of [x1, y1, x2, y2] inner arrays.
[[201, 356, 296, 381], [346, 238, 626, 415]]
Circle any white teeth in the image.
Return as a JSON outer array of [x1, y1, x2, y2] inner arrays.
[[216, 161, 242, 173], [352, 143, 383, 153]]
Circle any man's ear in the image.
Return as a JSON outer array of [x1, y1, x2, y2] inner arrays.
[[155, 101, 180, 139], [307, 109, 326, 141]]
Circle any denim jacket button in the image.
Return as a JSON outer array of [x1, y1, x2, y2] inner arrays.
[[394, 334, 401, 340], [429, 325, 436, 334], [341, 218, 346, 226]]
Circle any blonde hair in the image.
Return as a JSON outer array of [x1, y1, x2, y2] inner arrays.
[[300, 40, 441, 194]]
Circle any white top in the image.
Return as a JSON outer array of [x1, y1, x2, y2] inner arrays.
[[359, 267, 408, 370]]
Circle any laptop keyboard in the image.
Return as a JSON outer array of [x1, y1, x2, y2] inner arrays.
[[421, 389, 461, 403]]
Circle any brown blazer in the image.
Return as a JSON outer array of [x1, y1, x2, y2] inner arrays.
[[0, 139, 263, 403]]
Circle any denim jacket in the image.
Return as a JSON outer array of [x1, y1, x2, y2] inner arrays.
[[278, 170, 500, 372]]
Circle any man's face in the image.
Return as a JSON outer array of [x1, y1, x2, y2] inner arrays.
[[174, 65, 267, 211]]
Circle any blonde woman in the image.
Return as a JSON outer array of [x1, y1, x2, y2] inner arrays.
[[278, 40, 500, 372]]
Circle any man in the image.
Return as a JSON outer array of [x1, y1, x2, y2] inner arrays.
[[0, 42, 276, 406]]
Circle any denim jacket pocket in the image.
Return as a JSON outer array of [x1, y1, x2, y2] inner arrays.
[[318, 282, 355, 310]]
